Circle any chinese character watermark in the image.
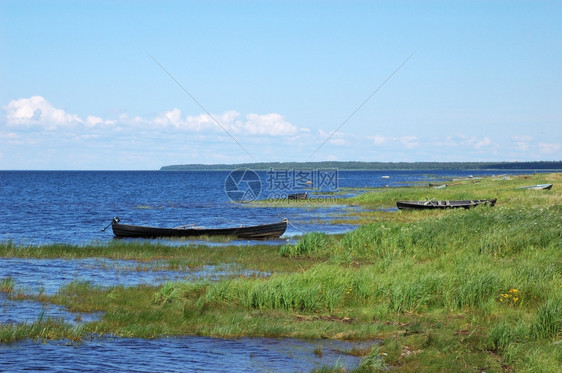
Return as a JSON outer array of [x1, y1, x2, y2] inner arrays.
[[266, 168, 338, 192], [224, 168, 339, 203]]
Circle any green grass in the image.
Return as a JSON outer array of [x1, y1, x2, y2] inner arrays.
[[279, 232, 331, 258], [1, 172, 561, 372], [0, 241, 314, 273], [1, 277, 15, 293]]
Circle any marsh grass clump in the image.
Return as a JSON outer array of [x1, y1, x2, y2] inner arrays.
[[153, 281, 207, 305], [330, 204, 561, 264], [0, 318, 83, 342], [487, 320, 528, 352], [198, 264, 380, 313], [530, 297, 562, 340], [279, 232, 329, 257], [0, 277, 15, 293]]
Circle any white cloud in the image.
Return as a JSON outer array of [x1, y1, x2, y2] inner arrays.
[[538, 143, 561, 154], [512, 136, 532, 151], [145, 109, 297, 137], [238, 113, 297, 136], [0, 131, 18, 140], [85, 115, 115, 128], [2, 97, 300, 138], [4, 96, 82, 129], [329, 138, 348, 146], [318, 129, 344, 138], [475, 137, 491, 148], [153, 109, 234, 132], [370, 135, 418, 148], [512, 135, 532, 142], [372, 135, 386, 145], [462, 136, 492, 149], [400, 136, 419, 149], [153, 108, 186, 128]]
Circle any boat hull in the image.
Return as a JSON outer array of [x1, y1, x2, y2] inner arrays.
[[518, 184, 553, 190], [396, 198, 497, 210], [112, 219, 288, 240], [288, 192, 307, 200]]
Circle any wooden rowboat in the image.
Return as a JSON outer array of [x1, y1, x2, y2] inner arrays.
[[288, 192, 308, 200], [110, 217, 288, 239], [396, 198, 497, 210], [517, 184, 553, 190]]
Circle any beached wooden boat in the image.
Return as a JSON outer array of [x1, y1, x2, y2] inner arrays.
[[396, 198, 497, 210], [110, 217, 288, 239], [288, 192, 307, 200], [518, 184, 553, 190]]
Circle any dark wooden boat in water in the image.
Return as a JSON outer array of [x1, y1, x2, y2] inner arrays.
[[396, 198, 497, 210], [110, 217, 288, 239], [288, 192, 308, 200]]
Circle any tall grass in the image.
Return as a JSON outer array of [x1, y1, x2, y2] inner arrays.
[[530, 297, 562, 340], [279, 232, 329, 257], [1, 277, 15, 293], [0, 318, 83, 342], [330, 205, 561, 263], [197, 265, 364, 313]]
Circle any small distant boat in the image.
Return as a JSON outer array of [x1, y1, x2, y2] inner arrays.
[[109, 217, 288, 239], [397, 198, 497, 210], [288, 192, 308, 200], [518, 184, 553, 190], [381, 176, 390, 179]]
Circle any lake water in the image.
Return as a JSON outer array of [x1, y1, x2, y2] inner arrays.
[[0, 169, 526, 245], [0, 336, 374, 372], [0, 169, 535, 371]]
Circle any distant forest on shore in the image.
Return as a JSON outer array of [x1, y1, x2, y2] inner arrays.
[[161, 161, 562, 171]]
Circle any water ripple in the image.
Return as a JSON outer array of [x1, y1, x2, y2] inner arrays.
[[0, 336, 376, 372]]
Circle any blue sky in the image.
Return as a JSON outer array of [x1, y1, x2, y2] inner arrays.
[[1, 0, 560, 170]]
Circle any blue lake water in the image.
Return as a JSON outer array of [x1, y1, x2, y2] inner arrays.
[[0, 169, 538, 371], [0, 336, 374, 372], [0, 169, 529, 245]]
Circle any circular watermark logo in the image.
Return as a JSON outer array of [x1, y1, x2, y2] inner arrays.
[[224, 168, 262, 203]]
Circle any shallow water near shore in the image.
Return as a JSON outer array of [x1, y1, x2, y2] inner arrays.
[[0, 293, 102, 325], [0, 257, 267, 324], [0, 257, 267, 296], [0, 336, 375, 372]]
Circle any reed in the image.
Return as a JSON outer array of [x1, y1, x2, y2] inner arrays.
[[0, 317, 83, 342], [530, 297, 562, 340], [0, 277, 15, 293], [278, 232, 329, 257]]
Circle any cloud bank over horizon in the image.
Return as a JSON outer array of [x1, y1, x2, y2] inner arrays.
[[3, 96, 301, 136], [1, 95, 559, 170]]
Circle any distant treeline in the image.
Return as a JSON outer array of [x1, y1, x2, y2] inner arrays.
[[160, 161, 562, 171]]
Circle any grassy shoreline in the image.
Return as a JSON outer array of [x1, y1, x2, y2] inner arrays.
[[1, 173, 561, 372]]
